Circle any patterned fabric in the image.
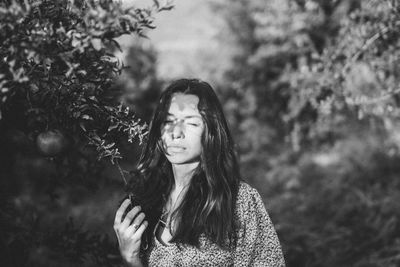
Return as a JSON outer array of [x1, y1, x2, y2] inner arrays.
[[143, 182, 286, 267]]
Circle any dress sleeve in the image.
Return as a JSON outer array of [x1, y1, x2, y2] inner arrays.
[[233, 185, 286, 267]]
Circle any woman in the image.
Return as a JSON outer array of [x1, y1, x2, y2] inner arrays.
[[114, 79, 285, 266]]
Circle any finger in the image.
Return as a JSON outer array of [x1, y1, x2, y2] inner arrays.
[[121, 205, 141, 229], [126, 212, 146, 234], [114, 199, 131, 225], [133, 220, 148, 238]]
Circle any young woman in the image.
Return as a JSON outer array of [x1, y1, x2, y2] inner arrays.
[[113, 79, 285, 266]]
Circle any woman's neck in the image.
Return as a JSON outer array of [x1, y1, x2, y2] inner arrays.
[[163, 162, 198, 223], [171, 161, 198, 189]]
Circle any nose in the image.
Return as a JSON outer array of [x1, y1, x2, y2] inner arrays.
[[171, 120, 185, 139]]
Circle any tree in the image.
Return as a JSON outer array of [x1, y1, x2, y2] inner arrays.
[[212, 0, 400, 266], [117, 39, 163, 123], [0, 0, 171, 265]]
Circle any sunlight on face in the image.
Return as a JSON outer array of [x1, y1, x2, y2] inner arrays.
[[161, 94, 204, 165]]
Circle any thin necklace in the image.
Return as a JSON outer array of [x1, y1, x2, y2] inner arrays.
[[161, 184, 189, 229]]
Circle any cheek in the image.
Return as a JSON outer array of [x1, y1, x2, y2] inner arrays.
[[185, 127, 203, 137], [160, 125, 173, 141], [191, 130, 204, 150], [160, 124, 173, 136]]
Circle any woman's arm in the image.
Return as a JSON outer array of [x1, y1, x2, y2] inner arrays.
[[233, 184, 285, 267], [114, 199, 148, 267]]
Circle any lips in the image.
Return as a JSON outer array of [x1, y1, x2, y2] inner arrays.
[[167, 145, 186, 153]]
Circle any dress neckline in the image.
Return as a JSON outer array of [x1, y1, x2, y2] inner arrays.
[[154, 216, 174, 248], [154, 232, 175, 248]]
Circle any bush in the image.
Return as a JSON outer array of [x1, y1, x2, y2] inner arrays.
[[212, 0, 400, 266], [272, 134, 400, 267], [0, 0, 171, 266]]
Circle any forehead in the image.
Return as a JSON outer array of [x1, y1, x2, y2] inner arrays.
[[168, 94, 200, 115]]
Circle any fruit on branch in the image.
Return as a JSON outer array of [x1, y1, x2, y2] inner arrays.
[[36, 129, 70, 157]]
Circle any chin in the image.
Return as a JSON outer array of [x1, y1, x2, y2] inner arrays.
[[166, 155, 200, 165]]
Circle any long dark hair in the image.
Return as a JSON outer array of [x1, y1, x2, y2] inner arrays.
[[130, 78, 241, 249]]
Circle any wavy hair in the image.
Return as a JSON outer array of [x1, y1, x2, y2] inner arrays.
[[130, 79, 241, 249]]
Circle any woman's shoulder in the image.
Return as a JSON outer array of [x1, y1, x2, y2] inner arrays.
[[236, 181, 261, 202], [234, 182, 276, 235], [233, 183, 286, 267], [235, 181, 266, 214]]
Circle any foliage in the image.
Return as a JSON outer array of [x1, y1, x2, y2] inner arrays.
[[285, 0, 400, 147], [2, 210, 119, 267], [0, 0, 170, 163], [117, 40, 163, 123], [266, 135, 400, 267], [0, 0, 170, 265], [213, 0, 400, 266], [213, 0, 400, 149]]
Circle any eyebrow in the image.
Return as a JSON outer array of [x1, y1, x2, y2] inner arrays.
[[166, 113, 202, 119]]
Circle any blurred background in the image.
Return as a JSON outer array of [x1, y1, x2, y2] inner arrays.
[[1, 0, 400, 266]]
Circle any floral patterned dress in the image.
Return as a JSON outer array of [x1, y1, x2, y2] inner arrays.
[[142, 182, 286, 267]]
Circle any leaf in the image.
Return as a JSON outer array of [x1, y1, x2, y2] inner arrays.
[[108, 123, 119, 132], [79, 122, 87, 132], [153, 0, 160, 9], [81, 114, 93, 120], [158, 4, 174, 12], [109, 38, 122, 52], [90, 38, 103, 51]]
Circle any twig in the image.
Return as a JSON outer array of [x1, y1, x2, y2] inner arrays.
[[115, 160, 128, 185], [342, 26, 390, 75], [346, 88, 400, 105], [115, 160, 134, 203]]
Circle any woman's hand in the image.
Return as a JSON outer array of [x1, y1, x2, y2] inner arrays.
[[114, 199, 148, 266]]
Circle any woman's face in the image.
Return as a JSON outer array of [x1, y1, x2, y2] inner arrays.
[[160, 93, 204, 165]]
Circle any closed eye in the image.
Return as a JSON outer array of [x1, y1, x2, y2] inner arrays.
[[186, 120, 202, 126]]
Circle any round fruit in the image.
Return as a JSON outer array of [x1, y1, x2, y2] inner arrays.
[[36, 129, 70, 156]]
